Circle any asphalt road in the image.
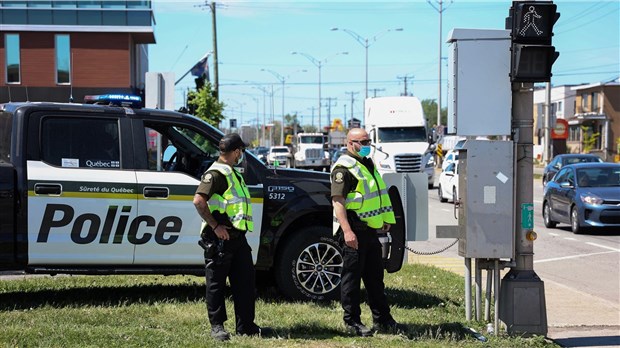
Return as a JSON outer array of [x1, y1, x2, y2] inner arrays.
[[417, 173, 620, 345]]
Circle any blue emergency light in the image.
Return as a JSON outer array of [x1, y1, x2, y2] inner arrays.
[[84, 94, 142, 108]]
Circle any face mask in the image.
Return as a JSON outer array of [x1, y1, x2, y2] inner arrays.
[[358, 145, 371, 157], [236, 151, 244, 165]]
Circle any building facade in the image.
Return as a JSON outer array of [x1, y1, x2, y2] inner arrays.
[[569, 81, 620, 161], [0, 0, 154, 104]]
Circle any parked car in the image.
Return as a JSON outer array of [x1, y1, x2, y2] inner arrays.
[[542, 154, 603, 187], [438, 161, 459, 203], [267, 146, 293, 167], [542, 162, 620, 234], [331, 146, 347, 164], [441, 139, 465, 171], [252, 146, 269, 164]]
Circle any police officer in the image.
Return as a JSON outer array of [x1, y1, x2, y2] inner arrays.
[[193, 133, 271, 341], [331, 128, 403, 337]]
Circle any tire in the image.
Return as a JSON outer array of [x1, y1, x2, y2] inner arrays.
[[571, 206, 584, 234], [275, 226, 343, 301], [543, 202, 557, 228], [438, 184, 447, 202]]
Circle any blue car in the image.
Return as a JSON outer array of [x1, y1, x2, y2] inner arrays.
[[543, 162, 620, 234]]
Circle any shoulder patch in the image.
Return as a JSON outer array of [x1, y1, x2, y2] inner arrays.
[[202, 173, 213, 183], [334, 171, 344, 183]]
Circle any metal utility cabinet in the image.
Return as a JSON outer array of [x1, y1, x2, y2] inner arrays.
[[458, 140, 514, 259]]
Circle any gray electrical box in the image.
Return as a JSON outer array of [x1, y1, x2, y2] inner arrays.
[[447, 29, 511, 136], [458, 140, 514, 259]]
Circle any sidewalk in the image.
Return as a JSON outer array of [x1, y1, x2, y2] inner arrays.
[[410, 254, 620, 347]]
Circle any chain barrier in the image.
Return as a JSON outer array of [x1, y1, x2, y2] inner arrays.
[[403, 239, 459, 256]]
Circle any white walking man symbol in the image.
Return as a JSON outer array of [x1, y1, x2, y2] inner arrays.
[[520, 6, 543, 36]]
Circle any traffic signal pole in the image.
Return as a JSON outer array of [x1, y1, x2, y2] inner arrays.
[[498, 84, 548, 337]]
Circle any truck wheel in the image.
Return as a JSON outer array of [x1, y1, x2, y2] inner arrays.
[[275, 226, 343, 301]]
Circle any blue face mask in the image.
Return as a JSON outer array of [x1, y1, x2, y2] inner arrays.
[[236, 152, 244, 165], [358, 145, 371, 157]]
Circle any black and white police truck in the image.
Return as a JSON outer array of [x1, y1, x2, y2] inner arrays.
[[0, 95, 405, 301]]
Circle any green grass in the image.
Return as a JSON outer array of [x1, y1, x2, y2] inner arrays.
[[0, 264, 557, 347]]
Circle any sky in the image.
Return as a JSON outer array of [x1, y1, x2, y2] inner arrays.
[[148, 0, 620, 130]]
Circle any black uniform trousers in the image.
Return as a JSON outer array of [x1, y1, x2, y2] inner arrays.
[[204, 232, 256, 333], [339, 225, 393, 326]]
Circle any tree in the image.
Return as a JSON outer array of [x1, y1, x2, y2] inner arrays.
[[581, 125, 600, 153], [421, 99, 447, 127], [186, 81, 225, 128]]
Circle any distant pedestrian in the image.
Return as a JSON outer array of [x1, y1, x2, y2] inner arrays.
[[331, 128, 404, 337], [193, 133, 272, 341]]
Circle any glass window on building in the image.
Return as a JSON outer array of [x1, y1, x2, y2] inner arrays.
[[1, 1, 27, 7], [569, 125, 580, 142], [101, 1, 125, 8], [53, 9, 76, 24], [581, 93, 589, 111], [27, 1, 51, 7], [102, 10, 125, 25], [5, 33, 20, 84], [77, 0, 101, 8], [2, 9, 27, 23], [52, 1, 77, 8], [28, 9, 52, 24], [127, 10, 150, 26], [55, 34, 71, 85], [557, 101, 563, 112], [77, 9, 101, 25], [592, 92, 600, 112], [127, 1, 150, 9]]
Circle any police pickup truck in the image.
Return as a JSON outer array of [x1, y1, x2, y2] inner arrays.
[[0, 95, 405, 301]]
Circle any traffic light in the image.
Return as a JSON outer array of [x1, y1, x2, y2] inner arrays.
[[230, 119, 237, 129], [507, 1, 560, 82]]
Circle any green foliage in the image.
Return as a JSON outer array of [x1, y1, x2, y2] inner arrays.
[[0, 264, 558, 347], [422, 99, 448, 127], [187, 81, 225, 128], [580, 125, 600, 153]]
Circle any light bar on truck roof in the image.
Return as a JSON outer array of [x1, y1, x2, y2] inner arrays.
[[84, 94, 142, 108]]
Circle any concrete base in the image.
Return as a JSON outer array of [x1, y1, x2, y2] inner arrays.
[[499, 269, 548, 337]]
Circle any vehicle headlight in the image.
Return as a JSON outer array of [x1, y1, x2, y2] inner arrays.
[[580, 193, 603, 205], [425, 155, 435, 168]]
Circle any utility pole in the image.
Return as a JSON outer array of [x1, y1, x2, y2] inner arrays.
[[345, 91, 359, 127], [208, 2, 219, 100], [397, 74, 415, 96], [307, 106, 316, 131], [428, 0, 452, 127], [325, 97, 337, 131], [369, 88, 385, 98], [543, 82, 552, 163]]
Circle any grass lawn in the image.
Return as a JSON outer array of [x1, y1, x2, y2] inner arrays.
[[0, 264, 557, 347]]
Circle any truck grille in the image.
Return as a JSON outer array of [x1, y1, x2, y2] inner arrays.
[[394, 154, 423, 172], [305, 148, 323, 160]]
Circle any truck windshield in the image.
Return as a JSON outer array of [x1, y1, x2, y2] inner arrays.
[[300, 136, 324, 144], [377, 127, 427, 143]]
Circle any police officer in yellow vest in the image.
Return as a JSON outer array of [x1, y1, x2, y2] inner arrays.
[[331, 128, 404, 337], [193, 133, 271, 341]]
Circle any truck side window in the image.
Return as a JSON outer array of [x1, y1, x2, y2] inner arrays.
[[142, 123, 218, 179], [41, 117, 120, 168]]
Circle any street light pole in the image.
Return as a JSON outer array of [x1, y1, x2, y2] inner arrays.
[[261, 68, 306, 146], [331, 27, 403, 125], [291, 51, 348, 132]]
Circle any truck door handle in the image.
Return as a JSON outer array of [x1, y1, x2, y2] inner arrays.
[[34, 183, 62, 195], [143, 187, 169, 198]]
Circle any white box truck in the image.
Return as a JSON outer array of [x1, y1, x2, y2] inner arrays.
[[364, 96, 436, 188]]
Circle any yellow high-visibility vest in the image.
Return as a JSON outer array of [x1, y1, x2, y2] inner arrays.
[[206, 162, 253, 232], [332, 155, 395, 229]]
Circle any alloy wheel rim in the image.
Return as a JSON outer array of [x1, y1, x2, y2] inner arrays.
[[295, 242, 343, 295]]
